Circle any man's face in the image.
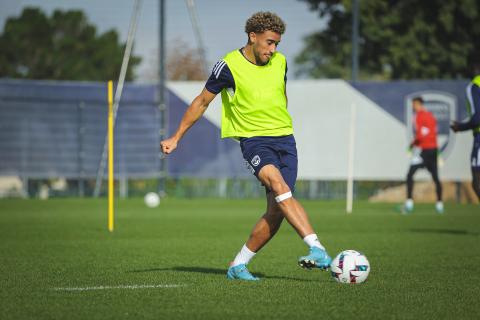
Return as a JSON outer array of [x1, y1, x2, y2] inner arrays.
[[250, 31, 281, 65], [412, 100, 422, 112]]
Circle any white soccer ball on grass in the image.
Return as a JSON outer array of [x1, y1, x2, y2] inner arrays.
[[330, 250, 370, 284], [144, 192, 160, 208]]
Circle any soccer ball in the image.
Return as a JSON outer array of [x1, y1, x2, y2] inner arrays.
[[144, 192, 160, 208], [330, 250, 370, 284]]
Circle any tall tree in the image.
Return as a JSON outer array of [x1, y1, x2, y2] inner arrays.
[[167, 40, 207, 81], [296, 0, 480, 80], [142, 40, 207, 81], [0, 7, 141, 81]]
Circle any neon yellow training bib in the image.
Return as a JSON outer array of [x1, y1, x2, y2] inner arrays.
[[220, 49, 293, 139], [467, 75, 480, 133]]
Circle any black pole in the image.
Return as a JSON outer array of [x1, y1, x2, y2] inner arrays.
[[158, 0, 167, 196], [352, 0, 359, 82]]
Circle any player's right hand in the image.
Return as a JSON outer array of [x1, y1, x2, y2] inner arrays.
[[449, 121, 460, 132], [160, 137, 178, 154]]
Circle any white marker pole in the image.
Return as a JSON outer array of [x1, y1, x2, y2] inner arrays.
[[346, 102, 356, 214]]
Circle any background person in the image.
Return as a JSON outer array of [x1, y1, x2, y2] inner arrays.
[[450, 75, 480, 201], [403, 97, 444, 213]]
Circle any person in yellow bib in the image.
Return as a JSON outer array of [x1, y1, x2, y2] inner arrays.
[[161, 12, 331, 281], [450, 74, 480, 201]]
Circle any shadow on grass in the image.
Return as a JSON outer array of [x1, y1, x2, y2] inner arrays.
[[128, 266, 320, 282], [409, 228, 479, 236]]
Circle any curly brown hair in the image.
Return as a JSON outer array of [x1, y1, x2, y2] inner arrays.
[[245, 12, 286, 35]]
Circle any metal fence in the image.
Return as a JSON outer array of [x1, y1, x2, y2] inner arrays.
[[0, 79, 161, 196]]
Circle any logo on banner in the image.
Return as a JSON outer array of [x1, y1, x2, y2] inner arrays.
[[405, 91, 457, 158]]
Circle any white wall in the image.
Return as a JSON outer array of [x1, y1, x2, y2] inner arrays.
[[169, 80, 473, 181]]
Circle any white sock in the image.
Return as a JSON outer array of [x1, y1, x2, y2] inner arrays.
[[303, 234, 325, 250], [436, 201, 444, 210], [405, 199, 414, 210], [232, 244, 256, 267]]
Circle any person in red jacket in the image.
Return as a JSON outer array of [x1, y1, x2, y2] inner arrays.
[[403, 96, 444, 214]]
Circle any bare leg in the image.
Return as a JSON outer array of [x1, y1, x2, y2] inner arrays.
[[228, 191, 283, 278], [229, 164, 328, 275], [245, 192, 284, 252], [258, 164, 315, 238]]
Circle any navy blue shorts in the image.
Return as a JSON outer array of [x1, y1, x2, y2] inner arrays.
[[240, 135, 298, 192], [472, 134, 480, 172]]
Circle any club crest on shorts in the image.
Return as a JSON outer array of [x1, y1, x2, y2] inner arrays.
[[251, 155, 261, 167], [405, 91, 457, 158]]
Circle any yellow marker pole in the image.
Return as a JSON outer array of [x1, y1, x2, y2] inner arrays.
[[107, 81, 114, 232]]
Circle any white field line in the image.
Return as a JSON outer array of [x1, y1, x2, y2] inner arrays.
[[53, 284, 185, 292]]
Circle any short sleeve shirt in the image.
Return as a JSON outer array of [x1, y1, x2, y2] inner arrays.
[[205, 49, 287, 95]]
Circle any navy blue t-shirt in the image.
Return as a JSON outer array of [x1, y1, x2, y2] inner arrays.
[[205, 49, 288, 95]]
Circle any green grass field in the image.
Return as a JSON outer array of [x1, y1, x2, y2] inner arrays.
[[0, 199, 479, 319]]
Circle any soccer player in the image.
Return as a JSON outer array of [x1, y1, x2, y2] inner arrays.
[[403, 97, 444, 214], [450, 75, 480, 201], [161, 12, 332, 281]]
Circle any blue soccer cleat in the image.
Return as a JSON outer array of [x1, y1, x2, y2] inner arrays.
[[298, 246, 332, 270], [226, 264, 259, 281]]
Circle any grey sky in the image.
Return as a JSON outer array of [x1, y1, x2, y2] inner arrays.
[[0, 0, 326, 81]]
